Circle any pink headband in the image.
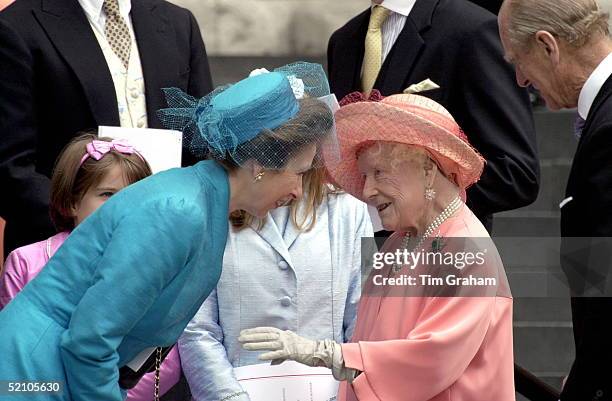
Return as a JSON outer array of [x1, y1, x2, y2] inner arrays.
[[79, 139, 144, 166]]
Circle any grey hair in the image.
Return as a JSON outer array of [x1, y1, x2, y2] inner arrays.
[[504, 0, 609, 48], [356, 142, 435, 173]]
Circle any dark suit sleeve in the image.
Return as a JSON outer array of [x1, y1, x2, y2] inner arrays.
[[0, 19, 54, 244], [561, 123, 612, 401], [180, 10, 213, 166], [450, 18, 540, 217], [562, 298, 612, 400], [579, 124, 612, 236], [186, 11, 212, 98], [327, 34, 335, 91]]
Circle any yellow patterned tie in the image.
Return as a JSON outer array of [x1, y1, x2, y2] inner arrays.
[[362, 5, 390, 95], [103, 0, 131, 69]]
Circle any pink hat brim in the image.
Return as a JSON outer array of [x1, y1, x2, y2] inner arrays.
[[325, 100, 485, 202]]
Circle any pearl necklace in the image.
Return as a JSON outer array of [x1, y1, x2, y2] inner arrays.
[[393, 196, 462, 272]]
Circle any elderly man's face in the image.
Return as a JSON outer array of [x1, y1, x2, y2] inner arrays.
[[498, 8, 569, 110], [357, 143, 429, 232]]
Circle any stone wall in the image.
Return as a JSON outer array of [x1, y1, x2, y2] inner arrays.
[[172, 0, 612, 57], [171, 0, 369, 56]]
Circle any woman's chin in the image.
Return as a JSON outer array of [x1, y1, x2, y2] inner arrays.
[[379, 217, 399, 232]]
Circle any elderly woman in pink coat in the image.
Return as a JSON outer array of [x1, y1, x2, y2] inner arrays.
[[239, 92, 514, 401]]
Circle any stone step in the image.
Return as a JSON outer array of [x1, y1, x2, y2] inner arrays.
[[492, 214, 560, 237], [533, 108, 578, 159], [209, 56, 326, 86], [513, 298, 572, 322], [516, 374, 565, 401], [507, 267, 572, 300], [513, 325, 574, 373], [497, 238, 561, 268], [514, 329, 574, 401], [522, 163, 571, 213]]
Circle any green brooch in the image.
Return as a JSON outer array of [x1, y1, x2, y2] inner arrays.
[[431, 236, 445, 252]]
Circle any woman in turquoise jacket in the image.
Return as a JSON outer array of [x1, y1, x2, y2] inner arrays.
[[0, 63, 335, 401]]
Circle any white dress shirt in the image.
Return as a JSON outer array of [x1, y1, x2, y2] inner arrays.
[[77, 0, 148, 128], [378, 0, 417, 62], [381, 0, 416, 63], [578, 51, 612, 120], [78, 0, 134, 38], [361, 0, 416, 80]]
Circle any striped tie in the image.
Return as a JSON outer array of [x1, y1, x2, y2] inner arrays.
[[362, 5, 390, 95]]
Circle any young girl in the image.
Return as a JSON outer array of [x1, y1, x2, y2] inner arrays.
[[0, 133, 152, 307]]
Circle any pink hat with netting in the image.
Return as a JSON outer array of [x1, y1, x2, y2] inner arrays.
[[324, 91, 485, 201]]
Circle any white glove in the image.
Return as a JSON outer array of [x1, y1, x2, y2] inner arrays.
[[238, 327, 358, 382]]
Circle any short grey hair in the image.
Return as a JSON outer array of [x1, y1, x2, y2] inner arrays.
[[504, 0, 609, 48]]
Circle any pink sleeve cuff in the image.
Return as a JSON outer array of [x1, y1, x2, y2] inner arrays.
[[341, 343, 380, 400], [341, 342, 364, 371]]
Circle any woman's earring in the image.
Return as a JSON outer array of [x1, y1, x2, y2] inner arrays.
[[423, 158, 436, 200], [424, 187, 436, 200], [254, 172, 265, 183]]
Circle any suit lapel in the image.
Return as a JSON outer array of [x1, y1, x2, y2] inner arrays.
[[566, 74, 612, 196], [283, 216, 301, 252], [131, 0, 179, 128], [35, 0, 119, 125], [580, 75, 612, 144], [253, 218, 294, 269], [332, 9, 370, 97], [282, 200, 328, 251], [377, 0, 438, 95]]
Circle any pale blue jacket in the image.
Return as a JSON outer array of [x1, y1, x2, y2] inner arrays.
[[179, 192, 373, 401], [0, 161, 229, 401]]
